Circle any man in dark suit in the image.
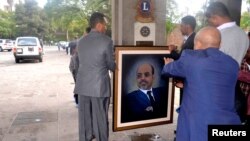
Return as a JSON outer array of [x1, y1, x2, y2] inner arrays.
[[169, 15, 196, 105], [68, 37, 78, 56], [74, 12, 115, 141], [162, 26, 241, 141], [121, 63, 167, 122], [169, 15, 196, 60]]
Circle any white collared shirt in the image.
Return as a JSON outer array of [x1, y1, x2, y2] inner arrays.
[[183, 32, 194, 43], [139, 88, 155, 101], [217, 21, 236, 31]]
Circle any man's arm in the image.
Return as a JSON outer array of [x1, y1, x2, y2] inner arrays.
[[162, 51, 188, 78], [167, 45, 180, 60], [69, 57, 74, 73], [105, 40, 116, 71]]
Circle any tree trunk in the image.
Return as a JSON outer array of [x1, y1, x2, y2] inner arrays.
[[66, 30, 69, 41]]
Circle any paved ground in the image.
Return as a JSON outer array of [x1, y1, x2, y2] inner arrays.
[[0, 46, 180, 141]]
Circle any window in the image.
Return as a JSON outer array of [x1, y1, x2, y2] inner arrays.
[[17, 38, 37, 46]]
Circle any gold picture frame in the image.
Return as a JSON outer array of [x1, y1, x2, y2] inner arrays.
[[113, 46, 175, 131]]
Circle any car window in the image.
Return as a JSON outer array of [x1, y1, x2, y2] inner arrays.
[[6, 39, 12, 43], [17, 38, 37, 46]]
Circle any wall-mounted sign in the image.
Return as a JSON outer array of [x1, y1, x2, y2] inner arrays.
[[135, 0, 154, 23]]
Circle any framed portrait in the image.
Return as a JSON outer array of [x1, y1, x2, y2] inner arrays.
[[113, 46, 175, 131]]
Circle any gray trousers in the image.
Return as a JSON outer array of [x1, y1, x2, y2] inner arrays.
[[78, 95, 110, 141]]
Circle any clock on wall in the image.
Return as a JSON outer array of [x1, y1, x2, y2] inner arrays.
[[140, 26, 150, 37]]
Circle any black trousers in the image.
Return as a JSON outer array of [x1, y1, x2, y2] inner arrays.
[[72, 72, 78, 104], [235, 81, 247, 123]]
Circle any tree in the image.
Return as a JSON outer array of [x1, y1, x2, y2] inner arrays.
[[240, 12, 250, 31], [240, 0, 250, 31], [15, 0, 49, 38], [45, 0, 89, 40], [166, 0, 179, 35], [0, 10, 16, 38], [83, 0, 111, 35], [246, 0, 250, 12], [195, 1, 209, 31], [7, 0, 14, 12], [44, 0, 111, 41]]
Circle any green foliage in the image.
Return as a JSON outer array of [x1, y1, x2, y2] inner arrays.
[[240, 11, 250, 31], [7, 0, 14, 12], [166, 0, 179, 35], [15, 0, 49, 39], [0, 10, 16, 38], [44, 0, 110, 41], [195, 7, 209, 31]]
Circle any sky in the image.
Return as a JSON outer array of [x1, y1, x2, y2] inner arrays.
[[37, 0, 47, 8], [0, 0, 47, 8], [37, 0, 207, 13], [176, 0, 208, 15], [176, 0, 248, 15], [1, 0, 248, 14], [36, 0, 248, 13]]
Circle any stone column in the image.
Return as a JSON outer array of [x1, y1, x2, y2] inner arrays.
[[111, 0, 166, 46]]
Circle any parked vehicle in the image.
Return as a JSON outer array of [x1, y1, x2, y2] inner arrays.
[[0, 39, 13, 52], [58, 41, 68, 49], [13, 36, 43, 63]]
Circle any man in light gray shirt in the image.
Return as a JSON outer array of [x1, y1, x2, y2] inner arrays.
[[205, 1, 249, 66], [205, 2, 249, 123]]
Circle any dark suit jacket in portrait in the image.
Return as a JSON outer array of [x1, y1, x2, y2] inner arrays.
[[121, 87, 168, 123]]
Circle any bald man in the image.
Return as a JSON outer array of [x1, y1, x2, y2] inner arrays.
[[162, 26, 241, 141], [121, 63, 168, 123]]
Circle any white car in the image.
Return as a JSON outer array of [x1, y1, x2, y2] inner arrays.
[[13, 36, 43, 63], [0, 39, 13, 52], [58, 41, 68, 49]]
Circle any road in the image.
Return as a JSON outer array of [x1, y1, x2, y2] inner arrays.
[[0, 46, 177, 141]]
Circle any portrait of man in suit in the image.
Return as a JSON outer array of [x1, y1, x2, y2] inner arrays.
[[121, 62, 168, 123]]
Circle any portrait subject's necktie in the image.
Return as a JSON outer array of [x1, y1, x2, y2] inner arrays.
[[147, 91, 155, 106]]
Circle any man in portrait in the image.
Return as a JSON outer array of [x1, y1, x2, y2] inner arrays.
[[121, 63, 168, 123]]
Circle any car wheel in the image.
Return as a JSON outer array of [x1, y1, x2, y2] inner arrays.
[[8, 49, 12, 52], [15, 58, 19, 63], [0, 47, 3, 52]]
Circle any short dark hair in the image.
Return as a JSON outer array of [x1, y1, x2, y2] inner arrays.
[[89, 12, 106, 28], [205, 2, 231, 19], [85, 27, 91, 33], [181, 15, 196, 30], [150, 64, 154, 75]]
